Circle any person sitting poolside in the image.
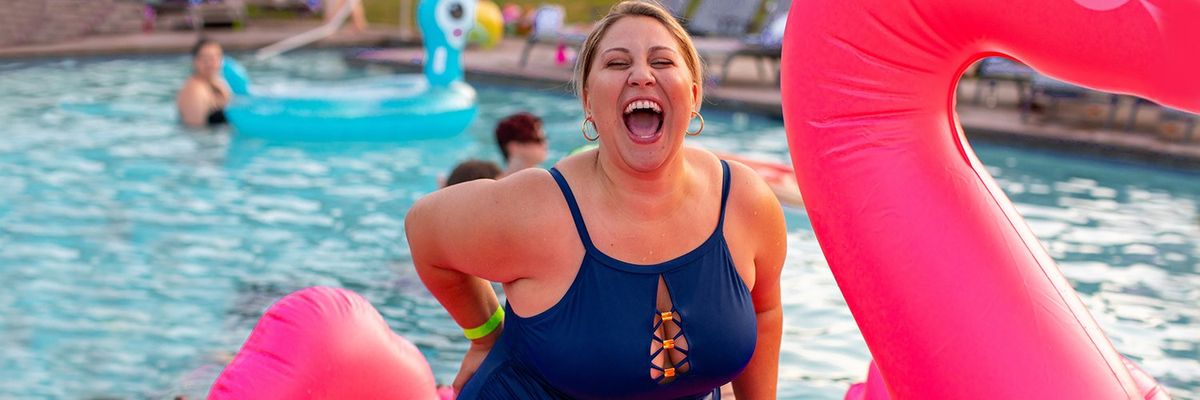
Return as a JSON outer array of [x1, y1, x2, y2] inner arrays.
[[494, 112, 549, 177], [176, 38, 232, 128], [323, 0, 369, 33], [444, 159, 503, 188], [405, 2, 787, 399]]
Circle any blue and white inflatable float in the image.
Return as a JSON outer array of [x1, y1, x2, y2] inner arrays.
[[223, 0, 478, 140]]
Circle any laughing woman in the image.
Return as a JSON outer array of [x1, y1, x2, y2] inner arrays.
[[405, 2, 786, 399]]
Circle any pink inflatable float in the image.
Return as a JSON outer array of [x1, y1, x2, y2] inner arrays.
[[209, 287, 446, 400], [779, 0, 1198, 399]]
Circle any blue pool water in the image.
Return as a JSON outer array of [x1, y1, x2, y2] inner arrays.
[[0, 50, 1197, 399]]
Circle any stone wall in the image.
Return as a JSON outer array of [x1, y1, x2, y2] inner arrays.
[[0, 0, 145, 47]]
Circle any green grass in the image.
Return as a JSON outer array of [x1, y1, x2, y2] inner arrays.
[[360, 0, 403, 26]]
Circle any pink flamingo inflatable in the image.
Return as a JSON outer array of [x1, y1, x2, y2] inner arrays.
[[208, 287, 446, 399], [780, 0, 1199, 399]]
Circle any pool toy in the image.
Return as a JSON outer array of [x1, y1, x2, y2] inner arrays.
[[515, 7, 537, 36], [842, 361, 887, 400], [209, 286, 442, 399], [779, 0, 1198, 398], [712, 152, 803, 209], [222, 0, 478, 141], [501, 3, 522, 33], [222, 57, 249, 96], [469, 0, 504, 49]]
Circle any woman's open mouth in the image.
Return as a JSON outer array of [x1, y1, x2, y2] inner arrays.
[[623, 99, 664, 144]]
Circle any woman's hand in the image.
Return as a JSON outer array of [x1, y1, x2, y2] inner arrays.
[[212, 78, 233, 108], [452, 335, 498, 394]]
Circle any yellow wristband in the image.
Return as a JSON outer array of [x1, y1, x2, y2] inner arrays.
[[463, 306, 504, 340]]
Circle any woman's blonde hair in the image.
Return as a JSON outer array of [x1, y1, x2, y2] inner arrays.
[[573, 1, 704, 108]]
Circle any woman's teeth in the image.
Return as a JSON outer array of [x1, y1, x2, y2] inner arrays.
[[624, 99, 663, 114]]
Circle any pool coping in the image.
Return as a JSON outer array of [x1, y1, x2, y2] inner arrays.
[[958, 106, 1200, 170], [0, 21, 410, 61]]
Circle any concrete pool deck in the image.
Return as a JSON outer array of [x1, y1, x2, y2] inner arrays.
[[0, 20, 408, 59], [1, 23, 1196, 169]]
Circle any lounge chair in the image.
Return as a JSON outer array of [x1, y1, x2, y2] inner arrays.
[[1157, 107, 1198, 142], [1124, 99, 1198, 141], [686, 0, 764, 37], [972, 57, 1034, 107], [517, 1, 696, 69], [716, 0, 789, 84], [517, 5, 589, 68], [659, 0, 693, 18], [188, 0, 247, 29], [1021, 73, 1120, 129]]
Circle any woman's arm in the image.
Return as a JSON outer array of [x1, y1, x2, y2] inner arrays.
[[406, 170, 561, 309], [407, 171, 553, 283], [734, 291, 783, 399], [213, 78, 233, 108], [414, 253, 501, 392], [407, 172, 557, 389], [727, 162, 788, 400], [176, 81, 209, 127]]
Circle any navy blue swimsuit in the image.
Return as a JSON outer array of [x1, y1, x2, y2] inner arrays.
[[458, 161, 758, 400]]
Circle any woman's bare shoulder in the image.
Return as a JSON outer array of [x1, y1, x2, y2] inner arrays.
[[177, 78, 207, 102], [716, 155, 786, 248], [481, 168, 574, 235], [723, 159, 782, 214], [406, 168, 575, 282], [498, 168, 560, 202], [550, 148, 594, 175], [441, 168, 561, 216], [178, 77, 205, 92], [683, 145, 721, 164]]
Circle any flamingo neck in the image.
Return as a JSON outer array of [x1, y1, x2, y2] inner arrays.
[[777, 1, 1170, 398]]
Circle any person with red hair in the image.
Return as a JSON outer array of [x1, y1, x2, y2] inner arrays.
[[493, 112, 548, 177]]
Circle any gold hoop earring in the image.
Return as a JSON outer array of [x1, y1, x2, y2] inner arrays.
[[581, 116, 599, 141], [687, 111, 705, 136]]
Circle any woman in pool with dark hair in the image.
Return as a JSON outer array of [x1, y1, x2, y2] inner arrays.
[[176, 38, 231, 127], [406, 1, 786, 398]]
